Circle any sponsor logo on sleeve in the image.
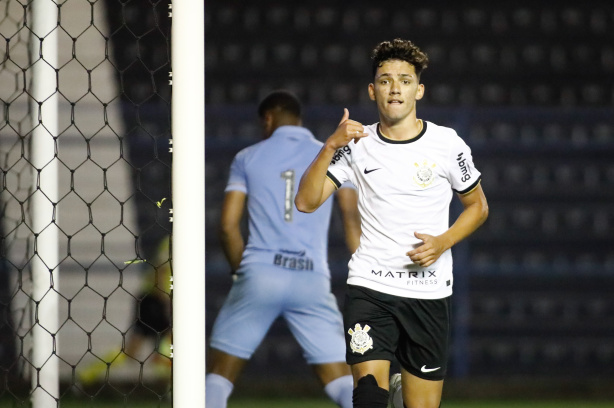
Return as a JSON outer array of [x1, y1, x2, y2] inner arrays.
[[456, 152, 472, 182], [330, 145, 351, 165]]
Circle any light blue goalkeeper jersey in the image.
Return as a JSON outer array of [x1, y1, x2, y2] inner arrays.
[[225, 125, 335, 277]]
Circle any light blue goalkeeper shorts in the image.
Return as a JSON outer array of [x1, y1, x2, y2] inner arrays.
[[209, 263, 346, 365]]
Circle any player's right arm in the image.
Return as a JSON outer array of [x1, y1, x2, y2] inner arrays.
[[295, 109, 367, 213], [336, 186, 361, 254], [219, 190, 246, 272]]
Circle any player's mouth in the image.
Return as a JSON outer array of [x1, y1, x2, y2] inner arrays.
[[388, 99, 403, 105]]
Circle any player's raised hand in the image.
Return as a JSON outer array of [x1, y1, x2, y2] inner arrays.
[[326, 108, 368, 150], [337, 107, 350, 126]]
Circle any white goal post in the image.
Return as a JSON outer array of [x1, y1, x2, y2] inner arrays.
[[30, 1, 59, 407], [170, 1, 206, 407]]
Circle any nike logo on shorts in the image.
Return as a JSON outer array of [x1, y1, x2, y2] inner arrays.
[[363, 167, 380, 174], [420, 365, 441, 373]]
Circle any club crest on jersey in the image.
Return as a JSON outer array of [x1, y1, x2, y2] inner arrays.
[[413, 160, 437, 188], [348, 323, 373, 354]]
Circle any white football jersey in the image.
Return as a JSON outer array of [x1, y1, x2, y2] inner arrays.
[[327, 121, 481, 299]]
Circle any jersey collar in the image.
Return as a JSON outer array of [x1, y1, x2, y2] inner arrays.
[[376, 121, 427, 144], [270, 125, 314, 141]]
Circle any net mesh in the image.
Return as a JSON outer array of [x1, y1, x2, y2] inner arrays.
[[1, 0, 172, 405]]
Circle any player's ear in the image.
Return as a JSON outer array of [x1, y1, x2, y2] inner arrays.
[[263, 111, 274, 125], [368, 83, 376, 101], [261, 111, 275, 138], [415, 83, 425, 100]]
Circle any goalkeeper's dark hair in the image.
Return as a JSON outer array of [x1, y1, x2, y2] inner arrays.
[[258, 90, 302, 119], [371, 38, 429, 79]]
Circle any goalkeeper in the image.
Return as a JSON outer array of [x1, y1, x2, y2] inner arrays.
[[206, 90, 361, 408]]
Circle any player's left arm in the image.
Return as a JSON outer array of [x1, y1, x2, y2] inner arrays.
[[219, 190, 247, 273], [408, 183, 489, 267]]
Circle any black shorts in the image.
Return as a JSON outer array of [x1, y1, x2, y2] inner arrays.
[[343, 285, 451, 381]]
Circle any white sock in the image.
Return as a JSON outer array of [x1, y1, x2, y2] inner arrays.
[[205, 373, 234, 408], [324, 374, 353, 408]]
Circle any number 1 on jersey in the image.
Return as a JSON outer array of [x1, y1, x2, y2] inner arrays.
[[281, 170, 295, 222]]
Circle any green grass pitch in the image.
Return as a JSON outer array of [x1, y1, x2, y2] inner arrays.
[[1, 397, 612, 407], [226, 398, 614, 408]]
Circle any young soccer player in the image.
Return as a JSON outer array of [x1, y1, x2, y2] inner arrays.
[[206, 90, 361, 408], [295, 39, 489, 408]]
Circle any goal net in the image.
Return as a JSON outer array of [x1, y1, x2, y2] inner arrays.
[[1, 0, 172, 405]]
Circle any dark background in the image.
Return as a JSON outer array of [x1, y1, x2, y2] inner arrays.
[[204, 0, 614, 400]]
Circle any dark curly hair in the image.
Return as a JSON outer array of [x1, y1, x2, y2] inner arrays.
[[371, 38, 429, 79]]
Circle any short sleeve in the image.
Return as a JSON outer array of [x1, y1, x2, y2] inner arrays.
[[448, 136, 481, 194], [225, 150, 248, 193], [339, 180, 357, 190], [326, 144, 354, 189]]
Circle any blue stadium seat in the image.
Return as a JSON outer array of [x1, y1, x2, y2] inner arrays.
[[265, 5, 290, 26], [241, 6, 260, 30], [363, 7, 387, 28], [462, 8, 489, 29], [511, 8, 537, 30], [413, 8, 438, 29], [314, 6, 338, 27]]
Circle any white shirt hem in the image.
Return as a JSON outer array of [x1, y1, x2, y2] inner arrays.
[[347, 276, 453, 299]]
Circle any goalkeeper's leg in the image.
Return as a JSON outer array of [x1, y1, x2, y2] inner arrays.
[[313, 362, 353, 408], [205, 348, 248, 408]]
